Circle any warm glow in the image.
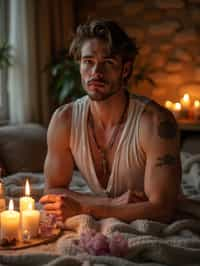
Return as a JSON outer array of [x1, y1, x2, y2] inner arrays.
[[183, 93, 190, 102], [173, 102, 181, 111], [28, 202, 33, 210], [194, 100, 200, 108], [165, 100, 173, 109], [180, 93, 191, 109], [25, 179, 30, 196], [8, 199, 14, 211]]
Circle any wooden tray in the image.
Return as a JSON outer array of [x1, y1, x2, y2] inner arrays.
[[0, 228, 62, 250]]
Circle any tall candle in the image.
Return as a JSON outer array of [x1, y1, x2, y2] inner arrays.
[[0, 199, 20, 241], [172, 102, 182, 119], [193, 100, 200, 120], [180, 93, 191, 109], [20, 179, 35, 212], [21, 204, 40, 238], [180, 93, 191, 119]]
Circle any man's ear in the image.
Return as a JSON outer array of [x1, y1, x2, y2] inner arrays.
[[122, 61, 133, 81]]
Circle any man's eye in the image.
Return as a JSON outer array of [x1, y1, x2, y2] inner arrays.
[[83, 60, 93, 65], [105, 60, 115, 65]]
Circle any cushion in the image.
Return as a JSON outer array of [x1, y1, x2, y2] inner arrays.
[[0, 123, 47, 174]]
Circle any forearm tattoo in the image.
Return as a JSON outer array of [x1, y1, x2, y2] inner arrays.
[[156, 154, 177, 167], [158, 120, 178, 139]]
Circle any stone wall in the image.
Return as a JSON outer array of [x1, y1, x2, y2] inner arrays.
[[76, 0, 200, 104]]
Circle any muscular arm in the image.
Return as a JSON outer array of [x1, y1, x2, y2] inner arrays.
[[81, 105, 181, 223], [44, 104, 75, 191]]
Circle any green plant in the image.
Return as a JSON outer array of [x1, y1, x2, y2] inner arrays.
[[49, 49, 85, 105], [0, 41, 13, 69]]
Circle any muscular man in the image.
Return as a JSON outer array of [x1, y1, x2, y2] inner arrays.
[[40, 19, 181, 223]]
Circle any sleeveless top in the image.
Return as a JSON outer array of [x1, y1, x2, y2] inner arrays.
[[70, 95, 150, 197]]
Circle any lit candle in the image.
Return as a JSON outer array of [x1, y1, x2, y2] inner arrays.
[[21, 204, 40, 238], [172, 102, 182, 119], [193, 100, 200, 120], [164, 100, 173, 111], [19, 179, 35, 212], [0, 199, 20, 241], [180, 93, 191, 109]]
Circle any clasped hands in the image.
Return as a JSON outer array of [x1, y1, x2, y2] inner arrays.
[[39, 190, 148, 222]]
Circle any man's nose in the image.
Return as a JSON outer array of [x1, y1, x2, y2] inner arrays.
[[92, 62, 104, 76]]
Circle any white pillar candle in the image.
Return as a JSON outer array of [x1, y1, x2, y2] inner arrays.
[[0, 199, 20, 241], [20, 179, 35, 212], [21, 208, 40, 238]]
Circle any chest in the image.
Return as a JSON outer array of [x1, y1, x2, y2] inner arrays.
[[87, 124, 124, 189]]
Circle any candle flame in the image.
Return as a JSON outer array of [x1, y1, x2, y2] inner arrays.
[[9, 199, 14, 211], [194, 100, 200, 108], [165, 100, 173, 109], [25, 179, 30, 196], [183, 93, 190, 102], [174, 102, 181, 111]]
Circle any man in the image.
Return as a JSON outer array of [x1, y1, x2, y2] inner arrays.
[[40, 19, 181, 223]]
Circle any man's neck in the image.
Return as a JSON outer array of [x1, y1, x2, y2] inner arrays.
[[89, 91, 129, 130]]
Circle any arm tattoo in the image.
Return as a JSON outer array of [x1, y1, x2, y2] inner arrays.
[[158, 120, 177, 139], [156, 154, 177, 167]]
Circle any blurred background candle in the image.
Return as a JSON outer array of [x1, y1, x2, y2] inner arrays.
[[180, 93, 191, 118], [164, 100, 173, 111], [193, 100, 200, 120], [172, 102, 182, 120], [180, 93, 191, 109], [0, 199, 20, 241], [21, 204, 40, 238], [20, 179, 35, 212]]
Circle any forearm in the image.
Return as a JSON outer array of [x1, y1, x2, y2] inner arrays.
[[82, 201, 174, 223], [45, 187, 113, 206]]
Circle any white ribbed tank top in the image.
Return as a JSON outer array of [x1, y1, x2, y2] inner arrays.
[[70, 95, 149, 197]]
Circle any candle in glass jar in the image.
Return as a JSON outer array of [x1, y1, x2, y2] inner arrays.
[[0, 199, 20, 241], [20, 179, 35, 212], [21, 204, 40, 238]]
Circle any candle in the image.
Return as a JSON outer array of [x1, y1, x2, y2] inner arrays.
[[164, 100, 173, 111], [0, 199, 20, 241], [193, 100, 200, 120], [21, 204, 40, 238], [172, 102, 182, 119], [19, 179, 35, 212], [180, 93, 191, 109]]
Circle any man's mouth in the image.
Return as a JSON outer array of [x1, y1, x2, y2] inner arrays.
[[87, 79, 106, 87]]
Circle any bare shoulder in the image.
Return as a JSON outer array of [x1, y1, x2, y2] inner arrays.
[[140, 100, 179, 146], [47, 102, 74, 146]]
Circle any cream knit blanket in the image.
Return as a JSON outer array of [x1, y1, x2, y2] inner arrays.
[[0, 152, 200, 265]]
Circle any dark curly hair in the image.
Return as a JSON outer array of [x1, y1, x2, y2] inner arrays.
[[69, 19, 138, 68]]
